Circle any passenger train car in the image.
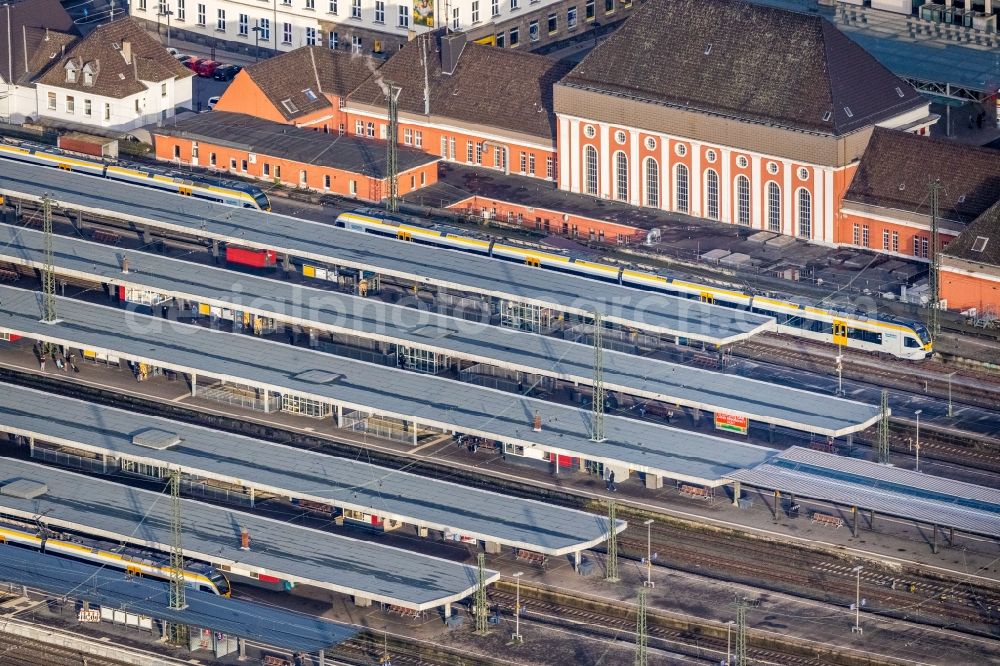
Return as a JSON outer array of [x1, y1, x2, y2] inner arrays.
[[0, 141, 271, 211], [336, 210, 933, 359], [0, 519, 231, 595]]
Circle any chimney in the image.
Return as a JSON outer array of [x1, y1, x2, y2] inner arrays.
[[240, 528, 250, 551], [120, 256, 129, 273], [439, 32, 465, 76], [121, 40, 132, 65], [532, 410, 542, 432]]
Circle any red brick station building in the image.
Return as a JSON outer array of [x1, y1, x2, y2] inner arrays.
[[153, 0, 1000, 314]]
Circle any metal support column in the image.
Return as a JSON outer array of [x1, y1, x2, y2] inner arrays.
[[167, 468, 188, 645], [634, 587, 648, 666], [732, 480, 741, 506], [876, 389, 890, 465], [734, 596, 749, 666], [932, 524, 939, 554], [474, 553, 489, 634], [190, 373, 197, 397], [591, 311, 606, 442], [385, 82, 401, 213], [852, 506, 859, 537]]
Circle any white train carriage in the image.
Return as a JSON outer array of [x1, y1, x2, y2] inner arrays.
[[335, 210, 933, 359]]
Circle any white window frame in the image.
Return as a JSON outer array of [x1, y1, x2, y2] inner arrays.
[[584, 144, 598, 196], [644, 157, 658, 208], [216, 7, 226, 31], [704, 169, 719, 219], [674, 163, 689, 213], [398, 4, 409, 25], [374, 0, 385, 22], [736, 175, 750, 226], [766, 181, 781, 233]]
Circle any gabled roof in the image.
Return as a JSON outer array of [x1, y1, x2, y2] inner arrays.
[[943, 200, 1000, 268], [558, 0, 926, 136], [347, 33, 571, 141], [0, 0, 76, 85], [241, 45, 378, 122], [34, 17, 191, 98], [845, 127, 1000, 222], [154, 111, 439, 178]]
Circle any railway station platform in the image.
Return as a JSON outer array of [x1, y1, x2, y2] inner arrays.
[[0, 285, 775, 489], [0, 458, 497, 614], [0, 544, 357, 658], [0, 160, 775, 345], [0, 224, 879, 437], [727, 446, 1000, 543], [0, 383, 623, 559]]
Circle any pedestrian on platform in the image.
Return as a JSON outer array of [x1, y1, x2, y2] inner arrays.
[[606, 470, 617, 492]]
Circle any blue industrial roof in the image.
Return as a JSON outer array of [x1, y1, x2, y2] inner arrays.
[[0, 544, 358, 652]]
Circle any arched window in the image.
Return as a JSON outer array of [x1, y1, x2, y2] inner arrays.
[[797, 189, 811, 238], [767, 181, 781, 232], [584, 145, 598, 196], [674, 164, 689, 213], [644, 157, 659, 208], [704, 169, 719, 220], [736, 175, 750, 226], [614, 151, 629, 202]]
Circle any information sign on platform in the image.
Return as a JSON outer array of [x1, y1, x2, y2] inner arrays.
[[714, 412, 748, 435], [78, 609, 101, 623]]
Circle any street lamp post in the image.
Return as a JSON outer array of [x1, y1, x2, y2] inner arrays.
[[642, 519, 654, 588], [947, 371, 956, 418], [158, 7, 174, 48], [512, 571, 523, 643], [252, 24, 263, 62], [914, 409, 922, 472], [851, 566, 863, 634], [725, 620, 735, 665]]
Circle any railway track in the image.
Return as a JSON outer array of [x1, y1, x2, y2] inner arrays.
[[610, 516, 1000, 637]]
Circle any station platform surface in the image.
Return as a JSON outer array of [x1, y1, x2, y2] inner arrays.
[[0, 285, 776, 486], [0, 159, 774, 344], [0, 544, 358, 653], [728, 446, 1000, 539], [0, 458, 495, 610], [0, 383, 621, 556], [0, 224, 878, 437]]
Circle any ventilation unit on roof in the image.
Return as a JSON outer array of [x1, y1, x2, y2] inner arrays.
[[303, 88, 318, 101], [112, 43, 121, 50], [844, 107, 854, 118], [118, 73, 125, 79], [132, 428, 182, 450], [822, 111, 832, 122], [0, 479, 48, 499], [281, 98, 299, 113], [704, 43, 712, 55], [971, 236, 989, 253], [898, 182, 906, 191], [957, 194, 966, 203], [895, 86, 905, 98]]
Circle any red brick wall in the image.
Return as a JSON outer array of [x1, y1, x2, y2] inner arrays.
[[153, 134, 437, 202], [940, 269, 1000, 312]]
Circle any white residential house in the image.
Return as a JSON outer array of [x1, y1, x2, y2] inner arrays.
[[33, 17, 193, 131], [0, 0, 78, 123]]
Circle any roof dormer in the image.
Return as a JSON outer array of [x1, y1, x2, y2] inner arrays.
[[82, 61, 98, 86], [64, 59, 78, 84]]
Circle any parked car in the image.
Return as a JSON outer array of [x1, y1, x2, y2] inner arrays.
[[195, 60, 221, 77], [175, 54, 195, 65], [212, 64, 242, 81], [207, 96, 220, 110], [184, 57, 207, 72]]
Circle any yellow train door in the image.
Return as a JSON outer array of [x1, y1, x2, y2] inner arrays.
[[833, 320, 848, 346], [700, 291, 715, 304]]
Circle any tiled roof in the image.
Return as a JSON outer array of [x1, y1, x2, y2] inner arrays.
[[845, 127, 1000, 222], [0, 0, 77, 84], [943, 200, 1000, 268], [559, 0, 925, 135], [347, 33, 571, 141], [154, 111, 439, 177], [242, 46, 378, 122], [34, 17, 191, 99]]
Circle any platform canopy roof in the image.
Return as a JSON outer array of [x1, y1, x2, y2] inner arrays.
[[0, 159, 775, 344], [0, 383, 623, 556], [726, 447, 1000, 539], [0, 285, 777, 487], [0, 224, 878, 436], [0, 459, 496, 610]]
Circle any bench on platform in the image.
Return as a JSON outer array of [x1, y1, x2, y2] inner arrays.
[[515, 548, 547, 567], [679, 484, 710, 500], [386, 604, 420, 619], [811, 512, 844, 528]]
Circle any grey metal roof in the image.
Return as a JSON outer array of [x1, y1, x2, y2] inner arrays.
[[0, 544, 359, 652], [0, 459, 495, 610], [0, 225, 876, 436], [726, 447, 1000, 539], [0, 159, 775, 344], [0, 285, 776, 486], [0, 383, 622, 556]]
